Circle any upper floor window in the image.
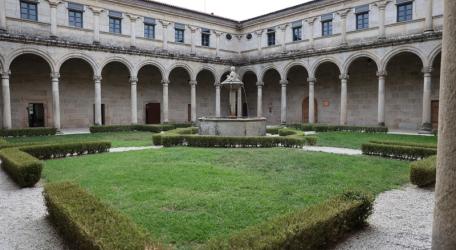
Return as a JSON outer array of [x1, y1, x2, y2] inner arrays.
[[355, 5, 369, 30], [68, 2, 84, 28], [201, 28, 210, 47], [397, 1, 413, 22], [292, 21, 302, 41], [175, 23, 185, 43], [321, 13, 333, 37], [109, 11, 122, 34], [144, 17, 156, 39], [20, 0, 38, 21], [267, 28, 275, 46]]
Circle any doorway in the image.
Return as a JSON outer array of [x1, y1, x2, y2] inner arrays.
[[431, 100, 439, 130], [302, 97, 318, 123], [146, 103, 161, 124], [242, 103, 248, 117], [93, 104, 106, 125], [27, 103, 45, 127]]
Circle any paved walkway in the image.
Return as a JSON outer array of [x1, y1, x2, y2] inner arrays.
[[109, 146, 162, 153], [302, 146, 362, 155]]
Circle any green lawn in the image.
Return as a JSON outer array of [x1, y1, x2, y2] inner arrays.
[[5, 131, 153, 148], [44, 147, 409, 249], [316, 132, 437, 149]]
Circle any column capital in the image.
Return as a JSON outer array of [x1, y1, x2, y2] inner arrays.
[[161, 80, 170, 86], [1, 70, 11, 79], [214, 81, 221, 87], [47, 0, 62, 7], [94, 75, 102, 82], [126, 14, 141, 21], [373, 0, 391, 10], [376, 71, 388, 77], [188, 25, 198, 33], [304, 17, 318, 25], [255, 30, 264, 36], [160, 20, 171, 28], [189, 80, 197, 86], [422, 67, 433, 75], [213, 30, 223, 37], [129, 76, 138, 83], [337, 8, 351, 19], [278, 24, 288, 31], [256, 81, 264, 86], [88, 6, 105, 15], [307, 77, 317, 83], [339, 74, 349, 80], [50, 72, 60, 79], [280, 80, 288, 86]]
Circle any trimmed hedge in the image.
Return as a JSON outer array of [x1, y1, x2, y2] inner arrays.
[[290, 124, 388, 133], [90, 123, 192, 133], [44, 182, 162, 250], [21, 141, 111, 160], [205, 191, 373, 250], [278, 128, 297, 136], [0, 148, 43, 188], [361, 142, 437, 160], [266, 127, 280, 135], [0, 127, 57, 137], [410, 156, 437, 187], [369, 140, 437, 149]]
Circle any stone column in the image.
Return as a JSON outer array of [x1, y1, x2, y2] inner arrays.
[[130, 76, 138, 124], [421, 67, 433, 132], [337, 9, 351, 46], [424, 0, 434, 32], [237, 88, 242, 118], [257, 81, 264, 117], [51, 73, 61, 129], [279, 24, 288, 53], [432, 0, 456, 248], [255, 30, 263, 55], [188, 25, 197, 54], [280, 80, 288, 124], [340, 74, 349, 125], [1, 71, 11, 129], [127, 14, 140, 48], [0, 0, 7, 32], [94, 76, 102, 125], [377, 71, 387, 126], [214, 31, 222, 58], [190, 80, 197, 123], [308, 77, 316, 124], [89, 6, 104, 44], [215, 82, 221, 117], [48, 0, 61, 38], [305, 17, 317, 49], [161, 80, 169, 123], [374, 1, 390, 39], [160, 21, 171, 50]]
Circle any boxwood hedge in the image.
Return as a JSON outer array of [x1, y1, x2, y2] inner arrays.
[[0, 127, 57, 137], [362, 142, 437, 160], [44, 182, 162, 250], [290, 124, 388, 133], [410, 156, 437, 187], [205, 191, 373, 250], [0, 148, 43, 188], [90, 124, 191, 133], [21, 141, 111, 160]]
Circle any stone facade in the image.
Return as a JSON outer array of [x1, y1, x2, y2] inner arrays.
[[0, 0, 444, 131]]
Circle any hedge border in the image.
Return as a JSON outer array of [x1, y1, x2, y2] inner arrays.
[[90, 124, 192, 133], [0, 127, 57, 137], [361, 142, 437, 160], [290, 124, 388, 133], [410, 156, 437, 187]]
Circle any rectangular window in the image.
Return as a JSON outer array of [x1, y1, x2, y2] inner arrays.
[[175, 23, 185, 43], [397, 2, 413, 22], [322, 20, 332, 36], [68, 2, 84, 28], [292, 20, 302, 41], [201, 28, 210, 47], [356, 12, 369, 30], [109, 11, 122, 34], [267, 28, 275, 46], [20, 0, 38, 21], [144, 17, 156, 39]]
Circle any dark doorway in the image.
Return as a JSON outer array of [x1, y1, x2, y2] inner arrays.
[[302, 97, 318, 123], [27, 103, 45, 127], [242, 103, 248, 117], [93, 104, 106, 125], [431, 100, 439, 130], [146, 103, 161, 124], [188, 104, 191, 122]]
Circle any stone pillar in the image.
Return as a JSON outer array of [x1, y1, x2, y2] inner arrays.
[[94, 76, 102, 126], [51, 73, 61, 129], [374, 1, 390, 39], [280, 80, 288, 124], [255, 30, 263, 55], [229, 90, 236, 116], [130, 76, 138, 124], [48, 0, 61, 38], [257, 81, 264, 117], [421, 67, 433, 132], [160, 21, 171, 50], [190, 80, 197, 123], [161, 80, 169, 123], [188, 25, 197, 54], [305, 17, 317, 49], [377, 71, 387, 126], [237, 88, 242, 118], [89, 6, 104, 44], [424, 0, 434, 32], [279, 25, 288, 53], [127, 14, 140, 48], [1, 71, 11, 129], [308, 77, 316, 124], [214, 31, 222, 58], [337, 9, 351, 46], [215, 82, 221, 117], [340, 74, 349, 125], [0, 0, 7, 32], [432, 0, 456, 248]]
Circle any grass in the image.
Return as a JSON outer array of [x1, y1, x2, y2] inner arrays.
[[43, 147, 409, 249], [316, 132, 437, 149], [5, 131, 153, 148]]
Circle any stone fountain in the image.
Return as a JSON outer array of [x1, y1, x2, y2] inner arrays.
[[198, 67, 267, 136]]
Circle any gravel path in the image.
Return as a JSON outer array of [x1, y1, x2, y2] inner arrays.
[[335, 185, 435, 250], [302, 146, 362, 155]]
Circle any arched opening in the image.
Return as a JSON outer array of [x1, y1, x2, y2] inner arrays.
[[168, 67, 191, 122], [286, 65, 310, 123], [385, 52, 424, 130], [314, 62, 341, 125], [101, 61, 131, 125], [59, 58, 94, 128], [242, 71, 258, 117], [431, 52, 441, 130], [346, 57, 378, 126], [262, 68, 281, 124], [196, 69, 215, 118], [10, 54, 52, 128], [138, 65, 163, 124]]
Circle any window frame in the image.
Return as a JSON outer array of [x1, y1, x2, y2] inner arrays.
[[201, 29, 211, 47], [397, 2, 413, 22], [109, 16, 122, 34], [68, 9, 83, 28], [356, 12, 369, 30], [20, 0, 38, 21], [292, 26, 302, 42], [175, 28, 185, 43], [144, 23, 155, 39], [321, 20, 333, 37], [267, 29, 276, 46]]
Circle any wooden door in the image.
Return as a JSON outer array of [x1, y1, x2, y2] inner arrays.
[[302, 97, 318, 123], [146, 103, 161, 124], [431, 100, 439, 130]]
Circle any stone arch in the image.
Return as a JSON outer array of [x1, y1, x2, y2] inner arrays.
[[428, 45, 442, 68], [283, 61, 310, 79], [135, 60, 165, 80], [381, 46, 426, 72], [260, 64, 282, 83], [195, 65, 217, 84], [167, 63, 195, 82], [342, 52, 380, 74], [239, 67, 257, 82], [0, 54, 5, 72], [310, 56, 342, 77], [98, 56, 135, 77], [7, 48, 56, 72], [56, 53, 98, 74]]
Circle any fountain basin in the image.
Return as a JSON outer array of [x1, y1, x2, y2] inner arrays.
[[198, 117, 267, 136]]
